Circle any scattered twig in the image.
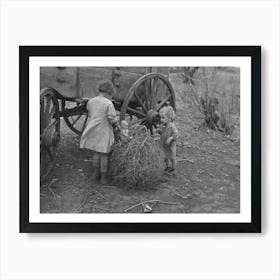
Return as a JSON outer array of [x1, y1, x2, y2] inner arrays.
[[40, 159, 57, 184], [177, 158, 194, 164], [190, 178, 202, 183], [94, 207, 112, 213], [206, 171, 215, 178], [97, 185, 118, 188], [172, 190, 191, 199], [124, 199, 178, 212], [72, 190, 89, 212]]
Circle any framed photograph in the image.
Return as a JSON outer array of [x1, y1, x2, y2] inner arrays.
[[20, 46, 261, 233]]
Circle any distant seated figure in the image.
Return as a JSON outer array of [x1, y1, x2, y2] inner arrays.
[[200, 96, 225, 132], [209, 98, 225, 132]]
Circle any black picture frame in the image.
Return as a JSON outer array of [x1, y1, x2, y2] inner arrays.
[[20, 46, 261, 233]]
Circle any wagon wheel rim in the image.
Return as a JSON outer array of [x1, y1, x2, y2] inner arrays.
[[40, 88, 60, 183], [61, 99, 88, 136], [120, 73, 176, 132]]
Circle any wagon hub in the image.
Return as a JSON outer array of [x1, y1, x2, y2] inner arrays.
[[145, 109, 160, 127]]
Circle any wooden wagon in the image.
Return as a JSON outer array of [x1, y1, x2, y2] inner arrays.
[[40, 67, 176, 181]]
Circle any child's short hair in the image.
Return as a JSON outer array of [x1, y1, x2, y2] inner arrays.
[[98, 80, 115, 96], [159, 105, 176, 122]]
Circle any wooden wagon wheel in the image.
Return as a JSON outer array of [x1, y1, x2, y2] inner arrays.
[[60, 98, 88, 136], [120, 73, 176, 132], [40, 88, 60, 183]]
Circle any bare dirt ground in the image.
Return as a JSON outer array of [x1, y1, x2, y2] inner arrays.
[[40, 104, 240, 214]]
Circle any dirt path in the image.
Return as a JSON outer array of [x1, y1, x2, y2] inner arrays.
[[40, 107, 240, 214]]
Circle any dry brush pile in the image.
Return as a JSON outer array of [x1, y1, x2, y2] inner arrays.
[[109, 125, 164, 188]]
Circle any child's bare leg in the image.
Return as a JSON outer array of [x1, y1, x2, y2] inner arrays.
[[163, 147, 170, 171], [169, 142, 177, 172], [170, 158, 176, 170], [100, 153, 110, 184], [164, 158, 170, 171], [92, 152, 100, 181]]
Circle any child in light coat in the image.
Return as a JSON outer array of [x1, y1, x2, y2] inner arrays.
[[80, 80, 118, 184]]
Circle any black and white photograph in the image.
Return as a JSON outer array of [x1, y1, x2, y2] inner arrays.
[[40, 66, 241, 215], [20, 46, 260, 232], [2, 0, 279, 278]]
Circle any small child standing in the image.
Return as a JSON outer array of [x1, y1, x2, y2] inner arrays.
[[80, 80, 118, 184], [120, 120, 130, 138], [114, 120, 131, 144], [158, 105, 178, 174]]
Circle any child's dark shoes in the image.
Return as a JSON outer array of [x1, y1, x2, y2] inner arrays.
[[163, 167, 173, 176], [91, 168, 100, 183], [167, 168, 176, 176]]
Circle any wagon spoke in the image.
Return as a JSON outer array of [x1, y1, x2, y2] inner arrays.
[[144, 81, 151, 110], [45, 105, 55, 126], [152, 77, 158, 94], [40, 104, 45, 130], [150, 78, 154, 108], [42, 98, 50, 129], [138, 84, 149, 111], [40, 148, 46, 169], [127, 106, 146, 118], [46, 119, 58, 129], [45, 146, 53, 161], [149, 78, 155, 106], [40, 95, 45, 109], [40, 97, 45, 113], [129, 117, 146, 126], [45, 96, 51, 114], [49, 105, 56, 117], [155, 92, 172, 112], [151, 77, 159, 108], [45, 115, 51, 127], [134, 91, 147, 113]]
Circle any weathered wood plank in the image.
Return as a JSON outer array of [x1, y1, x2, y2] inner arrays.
[[40, 67, 170, 100], [40, 67, 78, 98]]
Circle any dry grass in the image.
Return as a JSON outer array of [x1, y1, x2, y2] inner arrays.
[[170, 67, 240, 137], [109, 125, 163, 188]]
